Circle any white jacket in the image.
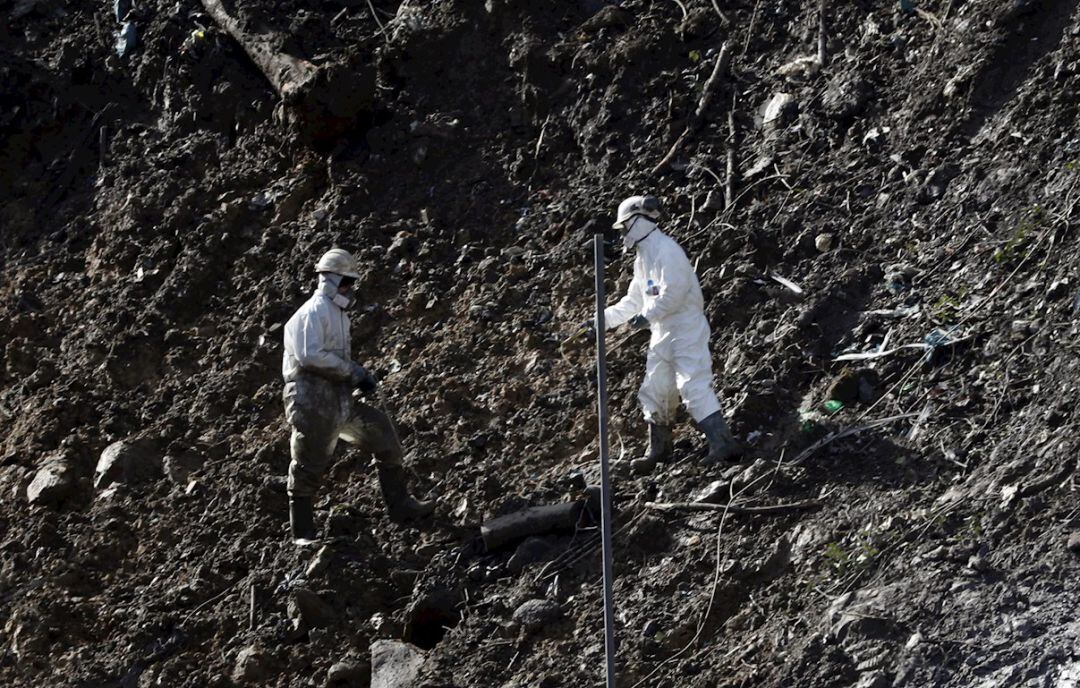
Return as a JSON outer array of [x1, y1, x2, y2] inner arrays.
[[604, 226, 705, 330], [282, 275, 354, 383]]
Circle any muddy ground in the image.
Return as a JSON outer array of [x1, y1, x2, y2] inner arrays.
[[2, 0, 1080, 686]]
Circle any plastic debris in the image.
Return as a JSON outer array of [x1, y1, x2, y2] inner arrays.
[[116, 22, 137, 58], [114, 0, 132, 22], [769, 273, 804, 295], [824, 400, 844, 414]]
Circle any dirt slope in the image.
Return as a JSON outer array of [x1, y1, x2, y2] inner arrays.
[[2, 0, 1080, 686]]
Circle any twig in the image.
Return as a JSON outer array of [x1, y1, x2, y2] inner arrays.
[[249, 583, 257, 630], [646, 499, 822, 515], [742, 0, 762, 56], [725, 99, 736, 209], [709, 0, 730, 24], [651, 42, 732, 175], [790, 413, 920, 466], [670, 0, 688, 20], [817, 0, 828, 67], [366, 0, 389, 41]]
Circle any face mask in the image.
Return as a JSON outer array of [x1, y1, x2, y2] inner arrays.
[[332, 293, 355, 310], [622, 216, 655, 253]]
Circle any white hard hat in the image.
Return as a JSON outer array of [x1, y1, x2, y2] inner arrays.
[[315, 248, 360, 279], [613, 195, 661, 229]]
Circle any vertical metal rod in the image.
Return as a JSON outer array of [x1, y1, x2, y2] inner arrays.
[[593, 231, 617, 688]]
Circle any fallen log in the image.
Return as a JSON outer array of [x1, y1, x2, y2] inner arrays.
[[481, 502, 584, 551], [200, 0, 374, 141]]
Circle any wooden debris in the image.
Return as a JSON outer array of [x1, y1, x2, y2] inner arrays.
[[481, 502, 584, 551], [652, 42, 732, 175], [645, 499, 822, 515], [200, 0, 374, 141]]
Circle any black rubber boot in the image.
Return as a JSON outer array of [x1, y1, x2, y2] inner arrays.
[[377, 465, 435, 522], [699, 411, 742, 464], [631, 423, 673, 476], [289, 496, 317, 545]]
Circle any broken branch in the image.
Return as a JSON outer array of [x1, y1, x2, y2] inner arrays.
[[200, 0, 374, 141], [651, 42, 732, 175], [646, 499, 822, 515]]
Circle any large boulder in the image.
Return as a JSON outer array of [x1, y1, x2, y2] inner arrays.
[[27, 456, 77, 507], [94, 440, 162, 490]]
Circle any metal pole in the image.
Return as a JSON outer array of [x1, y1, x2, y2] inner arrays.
[[593, 231, 617, 688]]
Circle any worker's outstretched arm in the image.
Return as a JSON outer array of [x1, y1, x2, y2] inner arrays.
[[604, 266, 645, 329], [289, 312, 354, 382], [641, 248, 692, 323]]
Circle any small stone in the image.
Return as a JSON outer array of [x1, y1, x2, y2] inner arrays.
[[507, 537, 555, 573], [163, 452, 203, 484], [511, 598, 562, 634], [326, 656, 370, 686], [232, 645, 270, 683], [94, 440, 161, 490], [288, 588, 335, 636], [694, 480, 731, 504], [855, 671, 889, 688], [642, 619, 660, 638], [762, 92, 797, 128], [27, 457, 77, 507], [1067, 532, 1080, 554], [815, 233, 834, 252], [1047, 279, 1069, 300]]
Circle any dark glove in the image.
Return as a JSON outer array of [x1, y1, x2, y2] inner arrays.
[[350, 363, 378, 393], [628, 314, 650, 330]]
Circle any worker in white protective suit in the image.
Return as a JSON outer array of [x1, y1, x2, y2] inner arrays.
[[589, 195, 741, 475], [283, 248, 433, 544]]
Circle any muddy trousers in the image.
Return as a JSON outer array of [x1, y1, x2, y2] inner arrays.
[[284, 376, 403, 500]]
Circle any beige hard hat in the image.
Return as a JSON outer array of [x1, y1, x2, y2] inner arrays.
[[315, 248, 360, 279], [613, 195, 662, 229]]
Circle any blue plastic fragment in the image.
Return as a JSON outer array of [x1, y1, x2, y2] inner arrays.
[[116, 22, 137, 58]]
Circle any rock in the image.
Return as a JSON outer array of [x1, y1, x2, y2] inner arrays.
[[288, 588, 335, 636], [511, 598, 562, 634], [824, 368, 862, 405], [163, 451, 203, 484], [745, 535, 792, 582], [94, 440, 161, 490], [232, 645, 270, 683], [884, 263, 915, 293], [27, 456, 77, 507], [855, 670, 889, 688], [762, 92, 797, 128], [826, 587, 901, 642], [822, 74, 870, 121], [370, 640, 425, 688], [1047, 279, 1070, 300], [507, 536, 555, 573], [815, 233, 834, 252], [327, 656, 370, 687], [1067, 532, 1080, 554], [919, 163, 960, 203], [642, 619, 659, 638], [695, 480, 731, 504]]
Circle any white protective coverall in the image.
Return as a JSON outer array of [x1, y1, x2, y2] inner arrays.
[[604, 220, 723, 426], [282, 274, 400, 498]]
